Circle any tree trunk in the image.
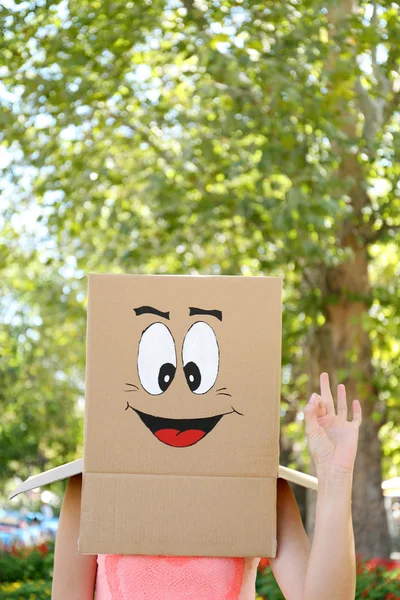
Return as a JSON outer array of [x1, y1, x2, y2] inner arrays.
[[305, 0, 392, 559], [328, 234, 390, 558], [306, 234, 391, 558]]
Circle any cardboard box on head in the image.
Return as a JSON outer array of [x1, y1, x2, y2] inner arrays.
[[81, 274, 282, 558], [9, 274, 318, 557]]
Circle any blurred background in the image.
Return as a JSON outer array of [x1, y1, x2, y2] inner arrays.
[[0, 0, 400, 597]]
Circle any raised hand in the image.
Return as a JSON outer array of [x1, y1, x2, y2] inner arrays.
[[304, 372, 362, 474]]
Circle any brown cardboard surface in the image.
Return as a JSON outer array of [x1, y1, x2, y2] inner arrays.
[[81, 274, 282, 557], [80, 473, 277, 557]]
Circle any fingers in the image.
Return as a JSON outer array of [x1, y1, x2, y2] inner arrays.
[[337, 384, 347, 420], [320, 372, 335, 415], [314, 394, 327, 417], [352, 399, 362, 426], [304, 393, 322, 438], [312, 373, 362, 429]]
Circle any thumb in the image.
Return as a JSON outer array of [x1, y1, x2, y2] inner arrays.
[[304, 393, 322, 438]]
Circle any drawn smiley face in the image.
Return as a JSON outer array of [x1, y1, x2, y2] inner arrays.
[[125, 305, 242, 448]]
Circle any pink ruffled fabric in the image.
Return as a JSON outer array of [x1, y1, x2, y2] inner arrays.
[[96, 555, 261, 600]]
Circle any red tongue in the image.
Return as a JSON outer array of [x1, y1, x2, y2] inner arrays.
[[155, 428, 206, 448]]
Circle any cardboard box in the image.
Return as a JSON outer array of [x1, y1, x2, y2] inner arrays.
[[80, 274, 282, 557], [9, 274, 318, 557]]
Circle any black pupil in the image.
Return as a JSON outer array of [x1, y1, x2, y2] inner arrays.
[[158, 363, 176, 392], [184, 361, 201, 392]]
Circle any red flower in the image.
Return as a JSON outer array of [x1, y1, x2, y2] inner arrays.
[[258, 558, 269, 572], [356, 561, 364, 575], [36, 542, 49, 555], [366, 557, 380, 571], [384, 560, 400, 571]]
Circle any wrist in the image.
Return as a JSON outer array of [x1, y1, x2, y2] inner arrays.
[[316, 464, 354, 494]]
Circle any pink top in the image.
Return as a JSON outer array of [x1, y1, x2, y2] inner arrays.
[[95, 555, 262, 600]]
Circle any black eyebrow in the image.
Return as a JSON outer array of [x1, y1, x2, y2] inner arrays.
[[189, 307, 222, 321], [134, 306, 170, 319]]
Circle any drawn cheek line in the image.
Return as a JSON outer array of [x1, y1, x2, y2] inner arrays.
[[125, 382, 139, 389]]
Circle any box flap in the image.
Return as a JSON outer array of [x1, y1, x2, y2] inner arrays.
[[8, 459, 83, 500], [80, 473, 277, 557]]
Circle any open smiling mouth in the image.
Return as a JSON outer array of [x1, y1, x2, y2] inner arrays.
[[126, 406, 236, 448]]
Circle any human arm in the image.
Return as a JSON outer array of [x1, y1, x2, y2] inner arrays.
[[268, 478, 311, 599], [302, 373, 362, 600], [270, 373, 361, 600], [52, 474, 97, 600]]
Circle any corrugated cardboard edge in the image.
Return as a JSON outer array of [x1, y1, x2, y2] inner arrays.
[[275, 279, 283, 480], [82, 274, 94, 475], [9, 461, 317, 500]]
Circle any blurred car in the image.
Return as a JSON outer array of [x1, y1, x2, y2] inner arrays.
[[0, 509, 59, 549], [0, 510, 32, 548], [40, 516, 59, 540]]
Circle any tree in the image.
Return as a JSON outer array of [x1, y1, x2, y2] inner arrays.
[[1, 0, 399, 556], [0, 236, 84, 484], [302, 0, 400, 557]]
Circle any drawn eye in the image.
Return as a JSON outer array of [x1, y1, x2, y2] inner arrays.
[[138, 322, 176, 395], [182, 322, 219, 394]]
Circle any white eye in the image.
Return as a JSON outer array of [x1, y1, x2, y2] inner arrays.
[[138, 322, 176, 395], [182, 322, 219, 394]]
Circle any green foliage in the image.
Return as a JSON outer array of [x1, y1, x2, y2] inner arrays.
[[0, 0, 399, 489], [0, 546, 398, 599], [256, 560, 400, 600], [0, 580, 51, 599], [354, 559, 400, 599], [0, 315, 83, 484], [0, 543, 54, 584], [256, 566, 285, 599]]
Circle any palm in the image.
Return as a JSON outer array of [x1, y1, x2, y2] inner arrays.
[[304, 373, 362, 473]]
